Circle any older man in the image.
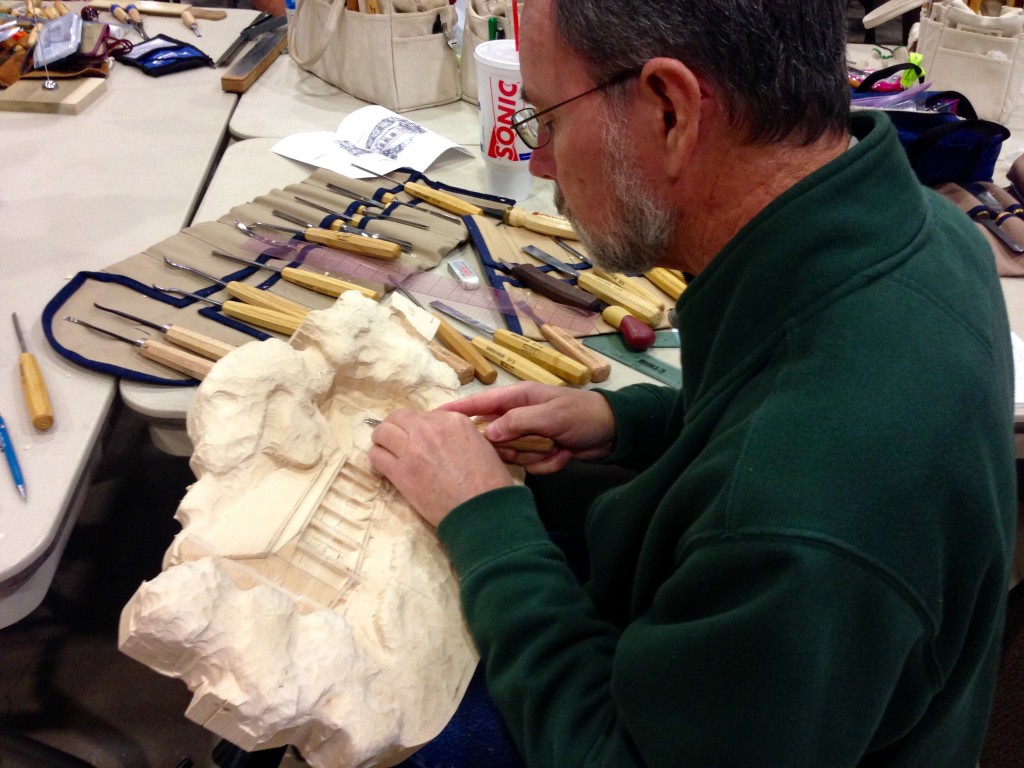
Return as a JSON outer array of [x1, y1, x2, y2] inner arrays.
[[370, 0, 1017, 765]]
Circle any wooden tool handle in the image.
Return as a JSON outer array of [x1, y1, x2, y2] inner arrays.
[[226, 282, 309, 319], [181, 8, 196, 26], [538, 323, 611, 383], [126, 5, 142, 22], [140, 340, 214, 380], [509, 263, 603, 312], [592, 269, 665, 309], [493, 329, 591, 386], [304, 228, 402, 261], [578, 271, 662, 326], [427, 341, 474, 385], [644, 268, 687, 300], [19, 352, 53, 431], [186, 7, 226, 19], [504, 207, 577, 240], [404, 182, 482, 216], [432, 316, 498, 385], [483, 429, 555, 453], [111, 5, 129, 22], [471, 337, 566, 386], [165, 326, 237, 361], [223, 301, 303, 335], [281, 266, 381, 300]]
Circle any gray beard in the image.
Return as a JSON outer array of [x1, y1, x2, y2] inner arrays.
[[554, 118, 674, 274]]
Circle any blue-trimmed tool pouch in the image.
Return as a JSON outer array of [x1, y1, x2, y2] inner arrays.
[[115, 33, 213, 77]]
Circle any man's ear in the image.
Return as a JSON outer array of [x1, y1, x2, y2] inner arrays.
[[634, 58, 705, 178]]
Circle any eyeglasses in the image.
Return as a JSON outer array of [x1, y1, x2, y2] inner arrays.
[[510, 67, 643, 149]]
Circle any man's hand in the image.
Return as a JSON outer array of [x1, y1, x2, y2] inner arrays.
[[440, 383, 616, 474], [368, 409, 516, 527]]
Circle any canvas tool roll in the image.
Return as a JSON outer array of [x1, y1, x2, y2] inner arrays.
[[460, 0, 520, 104], [288, 0, 460, 112]]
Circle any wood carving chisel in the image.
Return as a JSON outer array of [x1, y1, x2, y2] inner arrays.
[[392, 284, 497, 385], [212, 250, 382, 300], [92, 303, 237, 361], [64, 316, 213, 380], [492, 260, 603, 313], [162, 257, 311, 318], [11, 312, 53, 430], [152, 285, 304, 336], [514, 299, 611, 383], [181, 8, 200, 36], [431, 300, 589, 385], [272, 209, 413, 253], [351, 164, 484, 217], [125, 4, 149, 38], [364, 417, 554, 453], [476, 206, 577, 239], [548, 241, 667, 311], [248, 220, 402, 261], [294, 196, 430, 232], [326, 182, 463, 225]]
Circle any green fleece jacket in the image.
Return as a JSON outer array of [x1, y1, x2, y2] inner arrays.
[[437, 111, 1017, 767]]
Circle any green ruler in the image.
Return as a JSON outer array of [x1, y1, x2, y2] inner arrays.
[[583, 334, 682, 387]]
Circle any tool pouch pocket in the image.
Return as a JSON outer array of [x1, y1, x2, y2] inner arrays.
[[115, 34, 214, 76], [461, 0, 518, 104], [290, 0, 460, 112]]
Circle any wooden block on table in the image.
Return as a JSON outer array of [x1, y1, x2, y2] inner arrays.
[[220, 29, 288, 94], [0, 77, 106, 114]]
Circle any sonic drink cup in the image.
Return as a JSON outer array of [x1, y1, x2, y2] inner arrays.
[[474, 40, 533, 201]]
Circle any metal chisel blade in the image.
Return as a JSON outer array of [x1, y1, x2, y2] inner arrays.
[[429, 301, 496, 337], [521, 245, 581, 278]]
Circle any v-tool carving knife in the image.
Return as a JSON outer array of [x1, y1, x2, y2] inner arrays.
[[92, 303, 237, 361], [294, 196, 430, 232], [162, 257, 311, 318], [326, 182, 463, 225], [246, 219, 402, 261], [211, 250, 382, 300], [151, 285, 306, 336], [272, 209, 414, 253], [64, 316, 213, 380], [364, 417, 554, 454], [431, 300, 589, 385]]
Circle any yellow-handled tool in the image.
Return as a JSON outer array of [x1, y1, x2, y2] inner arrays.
[[64, 316, 213, 380], [152, 285, 306, 337], [577, 270, 662, 327], [431, 301, 589, 386], [352, 164, 483, 217], [92, 303, 237, 361], [181, 8, 200, 36], [163, 257, 310, 319], [11, 313, 53, 431], [249, 220, 402, 261], [213, 250, 382, 301], [514, 299, 611, 383]]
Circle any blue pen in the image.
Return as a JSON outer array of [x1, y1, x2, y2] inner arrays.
[[0, 414, 26, 500]]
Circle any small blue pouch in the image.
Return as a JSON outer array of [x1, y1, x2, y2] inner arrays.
[[115, 33, 213, 76]]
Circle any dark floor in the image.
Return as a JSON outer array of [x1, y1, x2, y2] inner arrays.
[[0, 6, 910, 768]]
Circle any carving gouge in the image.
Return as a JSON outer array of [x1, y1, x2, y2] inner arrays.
[[162, 258, 311, 318], [548, 239, 667, 309], [181, 8, 200, 36], [92, 303, 236, 361], [492, 260, 603, 313], [294, 196, 429, 232], [364, 417, 554, 454], [479, 206, 577, 239], [248, 221, 402, 261], [125, 4, 149, 37], [272, 209, 413, 253], [514, 299, 610, 383], [11, 313, 53, 430], [352, 164, 483, 217], [392, 284, 497, 385], [431, 301, 589, 385], [152, 285, 305, 336], [64, 316, 213, 380], [212, 250, 382, 300], [326, 182, 462, 225]]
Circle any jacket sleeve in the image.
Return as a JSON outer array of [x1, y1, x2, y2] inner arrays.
[[438, 489, 932, 768], [598, 383, 681, 472]]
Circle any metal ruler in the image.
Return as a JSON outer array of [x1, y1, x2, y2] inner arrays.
[[582, 334, 682, 387]]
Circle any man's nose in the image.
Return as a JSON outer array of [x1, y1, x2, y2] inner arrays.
[[528, 144, 555, 181]]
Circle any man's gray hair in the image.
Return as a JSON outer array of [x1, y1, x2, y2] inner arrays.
[[552, 0, 850, 145]]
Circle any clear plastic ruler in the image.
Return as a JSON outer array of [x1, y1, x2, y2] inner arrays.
[[582, 334, 682, 387]]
